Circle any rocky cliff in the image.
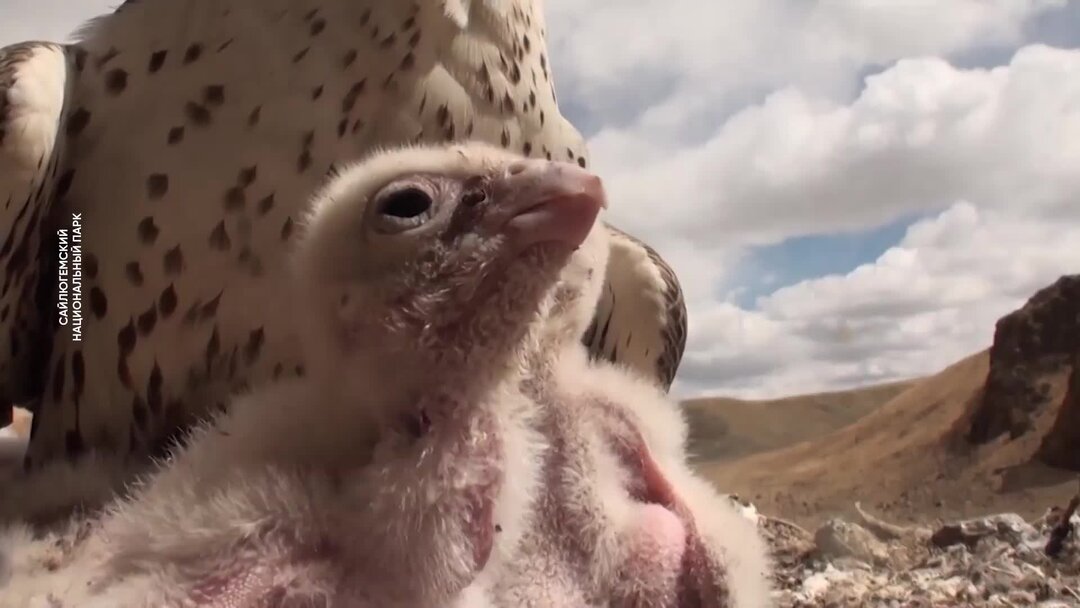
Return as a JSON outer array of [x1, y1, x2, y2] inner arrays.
[[1038, 352, 1080, 470], [967, 275, 1080, 470]]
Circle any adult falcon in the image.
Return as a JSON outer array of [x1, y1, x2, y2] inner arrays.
[[0, 0, 687, 468]]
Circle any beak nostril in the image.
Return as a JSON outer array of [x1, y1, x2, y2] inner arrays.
[[462, 190, 486, 207]]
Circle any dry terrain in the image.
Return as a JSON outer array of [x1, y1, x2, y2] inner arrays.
[[683, 379, 917, 463], [698, 350, 1079, 528]]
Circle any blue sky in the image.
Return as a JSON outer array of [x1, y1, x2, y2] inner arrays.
[[3, 1, 1080, 399], [727, 214, 918, 309]]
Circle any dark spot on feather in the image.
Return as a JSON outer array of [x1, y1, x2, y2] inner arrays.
[[342, 49, 357, 68], [203, 84, 225, 106], [90, 287, 108, 319], [147, 362, 163, 413], [104, 68, 128, 94], [125, 261, 144, 286], [159, 284, 178, 318], [148, 50, 167, 72], [184, 101, 211, 126], [342, 80, 366, 112], [257, 194, 275, 215], [137, 217, 159, 244], [238, 165, 257, 187], [209, 221, 231, 250], [147, 174, 169, 199], [201, 292, 222, 320], [118, 358, 132, 388], [137, 305, 157, 335], [118, 320, 137, 356], [163, 245, 184, 275], [206, 326, 221, 370], [183, 43, 203, 64], [56, 169, 75, 198], [244, 328, 265, 363], [66, 108, 91, 136], [224, 186, 245, 211]]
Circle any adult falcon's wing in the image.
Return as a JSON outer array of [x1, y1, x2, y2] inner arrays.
[[585, 227, 688, 390], [0, 42, 71, 425]]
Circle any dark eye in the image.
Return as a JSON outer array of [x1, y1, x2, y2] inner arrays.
[[380, 187, 432, 219]]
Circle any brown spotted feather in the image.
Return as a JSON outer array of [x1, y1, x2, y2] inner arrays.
[[0, 1, 687, 469]]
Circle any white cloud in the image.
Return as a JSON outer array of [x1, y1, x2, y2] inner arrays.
[[594, 45, 1080, 250], [677, 202, 1080, 398], [546, 0, 1064, 136]]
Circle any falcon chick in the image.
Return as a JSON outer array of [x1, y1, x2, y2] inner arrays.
[[0, 0, 688, 471], [1, 143, 769, 607]]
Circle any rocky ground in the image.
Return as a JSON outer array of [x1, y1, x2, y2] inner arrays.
[[748, 486, 1080, 607]]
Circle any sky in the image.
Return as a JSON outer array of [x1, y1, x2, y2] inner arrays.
[[2, 1, 1079, 399]]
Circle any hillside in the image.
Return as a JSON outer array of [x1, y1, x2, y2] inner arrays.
[[701, 351, 1076, 525], [700, 276, 1080, 527], [682, 379, 917, 462]]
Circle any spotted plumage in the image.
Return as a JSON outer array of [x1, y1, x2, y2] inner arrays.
[[589, 225, 689, 389], [0, 0, 687, 469]]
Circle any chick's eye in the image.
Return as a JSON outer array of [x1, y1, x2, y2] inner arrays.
[[380, 187, 432, 219]]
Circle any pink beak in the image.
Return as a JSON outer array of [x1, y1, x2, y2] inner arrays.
[[484, 159, 607, 251]]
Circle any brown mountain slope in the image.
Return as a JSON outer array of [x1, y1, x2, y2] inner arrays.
[[682, 379, 917, 463], [700, 350, 1077, 526]]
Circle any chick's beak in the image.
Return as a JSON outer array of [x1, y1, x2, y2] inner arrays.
[[484, 159, 607, 251]]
